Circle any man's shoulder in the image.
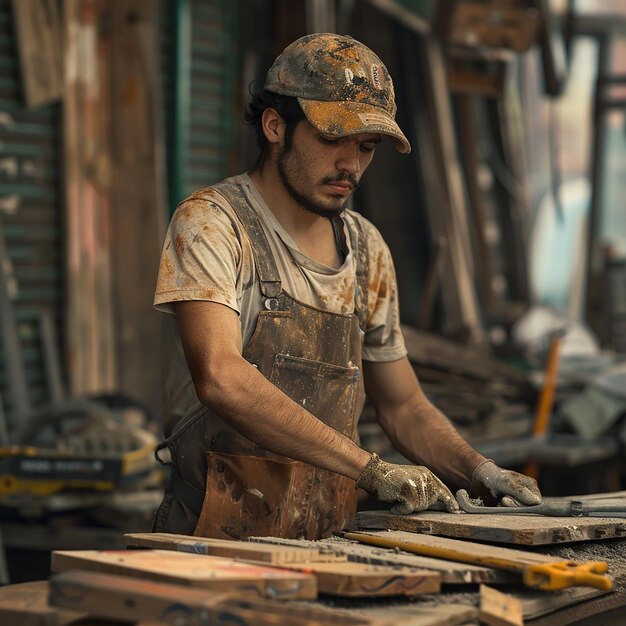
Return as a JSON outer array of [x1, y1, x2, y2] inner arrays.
[[172, 175, 248, 227], [343, 208, 386, 246], [182, 175, 247, 208]]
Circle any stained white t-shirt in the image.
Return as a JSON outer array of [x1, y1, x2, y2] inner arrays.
[[154, 173, 406, 433]]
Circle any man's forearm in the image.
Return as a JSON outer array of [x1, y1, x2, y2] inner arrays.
[[379, 396, 485, 489], [196, 352, 371, 480]]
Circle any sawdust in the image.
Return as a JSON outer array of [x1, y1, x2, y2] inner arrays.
[[537, 539, 626, 593]]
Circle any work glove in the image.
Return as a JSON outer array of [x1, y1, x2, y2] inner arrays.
[[471, 459, 542, 506], [356, 453, 459, 514]]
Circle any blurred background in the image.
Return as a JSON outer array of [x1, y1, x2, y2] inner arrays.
[[0, 0, 625, 584]]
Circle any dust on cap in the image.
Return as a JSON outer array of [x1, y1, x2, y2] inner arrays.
[[264, 33, 411, 154]]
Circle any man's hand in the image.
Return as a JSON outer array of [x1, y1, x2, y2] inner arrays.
[[472, 460, 542, 506], [356, 453, 459, 514]]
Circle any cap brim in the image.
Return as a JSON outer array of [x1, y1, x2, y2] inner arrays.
[[298, 99, 411, 154]]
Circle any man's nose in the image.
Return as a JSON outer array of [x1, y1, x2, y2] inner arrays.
[[336, 143, 360, 175]]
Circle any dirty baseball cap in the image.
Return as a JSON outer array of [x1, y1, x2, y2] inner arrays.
[[264, 33, 411, 154]]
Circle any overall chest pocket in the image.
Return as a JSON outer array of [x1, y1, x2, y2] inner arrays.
[[269, 354, 360, 436]]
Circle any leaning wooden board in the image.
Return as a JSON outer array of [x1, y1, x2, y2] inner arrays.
[[124, 532, 440, 597], [51, 549, 316, 600], [356, 510, 626, 545]]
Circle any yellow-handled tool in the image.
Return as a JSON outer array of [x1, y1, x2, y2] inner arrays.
[[524, 561, 611, 591], [341, 530, 613, 591]]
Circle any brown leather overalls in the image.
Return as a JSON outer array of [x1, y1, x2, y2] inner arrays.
[[154, 180, 369, 540]]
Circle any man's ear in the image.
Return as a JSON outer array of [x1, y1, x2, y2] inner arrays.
[[260, 108, 285, 145]]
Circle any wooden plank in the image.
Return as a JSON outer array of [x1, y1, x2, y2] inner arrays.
[[432, 0, 539, 51], [421, 39, 485, 344], [110, 0, 167, 419], [0, 580, 85, 626], [50, 570, 383, 626], [124, 533, 440, 597], [353, 603, 477, 626], [356, 509, 626, 545], [401, 325, 529, 384], [51, 549, 317, 600], [345, 530, 566, 567], [536, 0, 568, 96], [363, 0, 429, 35], [64, 0, 117, 395], [271, 561, 440, 597], [480, 584, 523, 626], [484, 83, 531, 304], [343, 530, 615, 591], [12, 0, 63, 108], [454, 94, 497, 312], [517, 585, 607, 622], [251, 536, 516, 584], [123, 532, 342, 563]]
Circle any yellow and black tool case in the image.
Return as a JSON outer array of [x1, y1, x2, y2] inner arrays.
[[0, 443, 155, 497]]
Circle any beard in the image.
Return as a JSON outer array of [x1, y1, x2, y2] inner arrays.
[[276, 144, 358, 218]]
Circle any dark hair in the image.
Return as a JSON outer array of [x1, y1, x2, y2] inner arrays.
[[244, 89, 306, 151]]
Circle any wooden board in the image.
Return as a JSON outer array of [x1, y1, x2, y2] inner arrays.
[[356, 509, 626, 545], [251, 536, 516, 584], [109, 0, 167, 420], [12, 0, 63, 108], [271, 561, 440, 597], [0, 580, 85, 626], [124, 532, 344, 564], [63, 0, 117, 395], [51, 549, 316, 600], [345, 530, 566, 567], [480, 584, 523, 626], [516, 585, 607, 621], [124, 533, 440, 597], [50, 570, 384, 626], [353, 603, 477, 626], [401, 325, 528, 385]]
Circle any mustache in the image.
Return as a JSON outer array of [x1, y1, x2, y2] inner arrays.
[[322, 173, 359, 188]]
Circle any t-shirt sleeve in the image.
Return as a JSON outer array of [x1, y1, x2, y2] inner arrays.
[[153, 194, 243, 315], [361, 224, 407, 363]]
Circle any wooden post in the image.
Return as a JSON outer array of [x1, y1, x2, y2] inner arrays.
[[109, 0, 167, 420], [63, 0, 116, 395]]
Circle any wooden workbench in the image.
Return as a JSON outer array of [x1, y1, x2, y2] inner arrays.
[[0, 530, 625, 625]]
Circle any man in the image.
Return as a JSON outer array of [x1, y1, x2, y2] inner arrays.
[[153, 33, 541, 540]]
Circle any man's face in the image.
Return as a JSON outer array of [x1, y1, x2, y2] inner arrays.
[[276, 120, 381, 218]]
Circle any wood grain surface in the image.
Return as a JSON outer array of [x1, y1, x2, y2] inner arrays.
[[123, 533, 440, 597], [49, 570, 385, 626], [123, 532, 339, 563], [51, 549, 316, 600], [356, 509, 626, 545], [251, 535, 516, 584], [0, 580, 85, 626]]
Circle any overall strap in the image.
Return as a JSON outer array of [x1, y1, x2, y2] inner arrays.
[[213, 181, 282, 298], [351, 216, 370, 331]]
